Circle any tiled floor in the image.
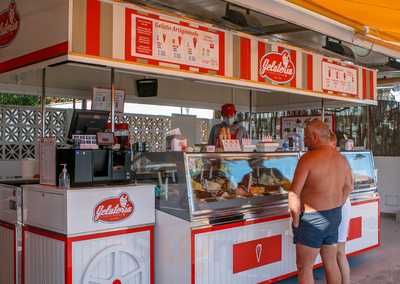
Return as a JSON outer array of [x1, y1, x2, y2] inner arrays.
[[277, 215, 400, 284]]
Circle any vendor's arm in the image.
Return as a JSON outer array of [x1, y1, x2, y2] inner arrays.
[[288, 155, 310, 227], [208, 125, 219, 145]]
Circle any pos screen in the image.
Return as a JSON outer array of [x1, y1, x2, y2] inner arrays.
[[67, 110, 110, 138]]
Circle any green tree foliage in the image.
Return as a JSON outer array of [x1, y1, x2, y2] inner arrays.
[[0, 93, 40, 106]]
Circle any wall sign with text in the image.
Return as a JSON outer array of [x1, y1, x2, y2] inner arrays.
[[126, 9, 220, 71], [322, 60, 358, 96], [92, 88, 125, 113]]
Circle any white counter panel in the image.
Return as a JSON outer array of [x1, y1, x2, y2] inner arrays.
[[0, 184, 18, 225], [0, 224, 14, 284], [22, 184, 155, 235]]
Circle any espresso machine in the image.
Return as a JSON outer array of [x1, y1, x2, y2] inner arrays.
[[55, 110, 132, 187]]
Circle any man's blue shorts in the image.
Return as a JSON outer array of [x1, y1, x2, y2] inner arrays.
[[293, 206, 342, 249]]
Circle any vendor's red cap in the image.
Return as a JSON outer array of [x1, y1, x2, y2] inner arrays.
[[221, 104, 236, 117]]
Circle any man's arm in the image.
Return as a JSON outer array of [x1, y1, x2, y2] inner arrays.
[[288, 156, 310, 227], [342, 160, 354, 202]]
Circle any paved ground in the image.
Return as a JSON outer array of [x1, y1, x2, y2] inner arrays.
[[277, 215, 400, 284]]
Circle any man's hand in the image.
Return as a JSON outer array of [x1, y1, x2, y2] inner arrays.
[[288, 155, 310, 228]]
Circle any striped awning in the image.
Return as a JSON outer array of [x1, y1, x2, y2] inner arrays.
[[287, 0, 400, 51]]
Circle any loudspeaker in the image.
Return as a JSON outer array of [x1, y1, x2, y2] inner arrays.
[[136, 79, 158, 97]]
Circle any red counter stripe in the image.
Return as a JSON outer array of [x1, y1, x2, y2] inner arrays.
[[362, 68, 367, 100], [369, 70, 375, 100], [258, 41, 266, 82], [347, 217, 362, 241], [233, 235, 282, 273], [307, 53, 313, 90], [125, 9, 136, 61], [290, 49, 297, 88], [218, 31, 225, 76], [86, 0, 101, 56], [240, 37, 251, 80], [65, 240, 72, 284], [0, 42, 68, 73]]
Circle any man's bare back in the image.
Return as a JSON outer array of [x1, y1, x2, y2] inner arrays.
[[288, 119, 354, 284], [300, 146, 352, 212]]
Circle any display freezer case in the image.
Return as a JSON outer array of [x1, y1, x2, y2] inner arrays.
[[135, 152, 299, 222], [135, 151, 377, 222], [342, 151, 377, 194]]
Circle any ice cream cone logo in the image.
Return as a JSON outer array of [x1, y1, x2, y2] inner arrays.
[[282, 51, 289, 68], [0, 0, 20, 47], [178, 35, 182, 46], [120, 193, 128, 208], [193, 37, 197, 48], [256, 244, 262, 263], [162, 33, 166, 43]]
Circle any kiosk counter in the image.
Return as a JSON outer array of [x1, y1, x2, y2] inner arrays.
[[135, 151, 379, 284], [21, 184, 155, 284]]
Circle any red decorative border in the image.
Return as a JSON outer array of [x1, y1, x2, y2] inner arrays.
[[22, 225, 154, 284], [191, 213, 290, 284], [321, 58, 359, 97], [0, 220, 16, 284], [0, 41, 68, 74], [86, 0, 101, 56], [124, 9, 225, 75]]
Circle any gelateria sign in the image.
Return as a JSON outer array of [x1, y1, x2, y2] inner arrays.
[[93, 193, 135, 223], [0, 0, 20, 47], [259, 50, 295, 84]]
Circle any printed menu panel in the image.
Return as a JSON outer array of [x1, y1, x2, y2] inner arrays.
[[130, 13, 220, 70], [92, 88, 125, 113], [322, 60, 358, 96]]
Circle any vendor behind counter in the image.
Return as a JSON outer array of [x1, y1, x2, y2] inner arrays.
[[208, 104, 248, 147]]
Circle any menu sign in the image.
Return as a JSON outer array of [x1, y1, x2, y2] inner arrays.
[[129, 13, 220, 70], [322, 60, 358, 96], [92, 88, 125, 113]]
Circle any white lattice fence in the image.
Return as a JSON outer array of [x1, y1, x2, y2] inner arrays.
[[117, 114, 171, 152], [0, 106, 67, 160], [0, 107, 177, 160], [0, 106, 212, 160]]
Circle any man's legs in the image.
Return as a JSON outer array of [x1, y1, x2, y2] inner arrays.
[[320, 244, 342, 284], [296, 243, 320, 284], [336, 242, 350, 284]]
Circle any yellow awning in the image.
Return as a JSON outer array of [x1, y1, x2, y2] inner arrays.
[[287, 0, 400, 52]]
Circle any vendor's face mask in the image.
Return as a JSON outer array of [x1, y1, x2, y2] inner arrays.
[[223, 117, 235, 125]]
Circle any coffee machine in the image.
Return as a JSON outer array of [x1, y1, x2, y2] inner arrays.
[[55, 110, 132, 187]]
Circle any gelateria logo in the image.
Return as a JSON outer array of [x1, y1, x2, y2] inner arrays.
[[0, 0, 20, 47], [93, 193, 134, 223], [259, 50, 295, 84]]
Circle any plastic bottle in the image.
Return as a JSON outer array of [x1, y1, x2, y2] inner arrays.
[[59, 164, 70, 189]]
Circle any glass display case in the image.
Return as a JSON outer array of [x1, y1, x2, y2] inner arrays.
[[342, 151, 377, 193], [134, 150, 376, 222], [134, 152, 299, 221]]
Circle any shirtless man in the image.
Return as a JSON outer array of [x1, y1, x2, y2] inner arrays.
[[288, 120, 353, 284]]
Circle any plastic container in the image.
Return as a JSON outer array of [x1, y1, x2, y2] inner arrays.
[[58, 164, 70, 189]]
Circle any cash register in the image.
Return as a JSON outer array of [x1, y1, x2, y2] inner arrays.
[[55, 110, 132, 187]]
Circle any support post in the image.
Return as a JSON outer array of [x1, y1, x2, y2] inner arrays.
[[249, 90, 253, 138], [41, 68, 46, 137], [321, 99, 325, 121], [111, 67, 115, 132]]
